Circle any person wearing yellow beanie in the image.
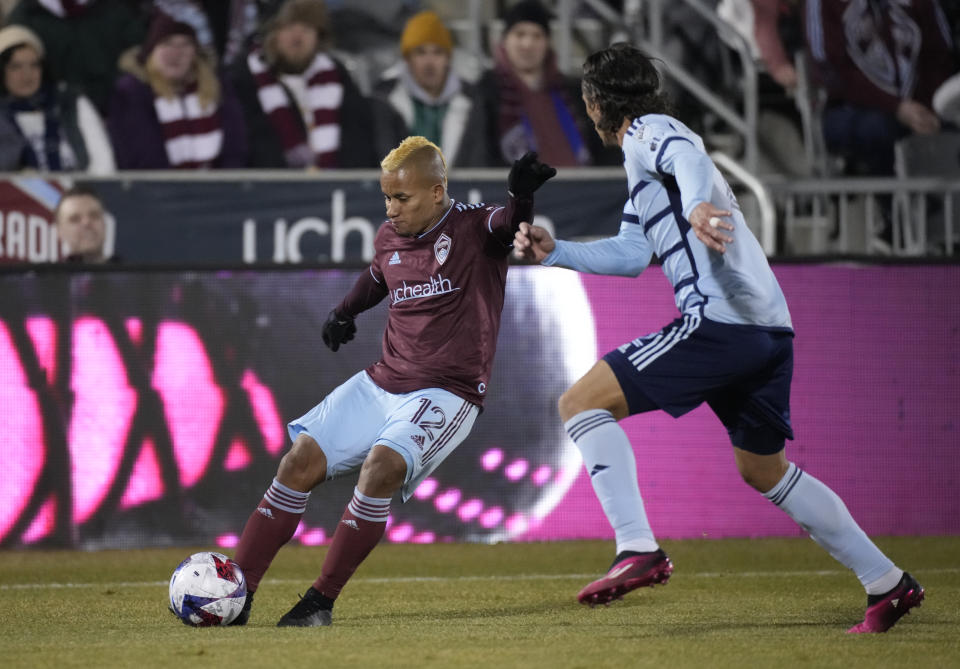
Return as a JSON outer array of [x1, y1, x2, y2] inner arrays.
[[400, 10, 452, 57], [371, 10, 494, 166]]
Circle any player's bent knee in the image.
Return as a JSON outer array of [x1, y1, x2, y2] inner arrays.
[[734, 447, 788, 493], [277, 434, 328, 492], [557, 388, 586, 423], [357, 445, 407, 497]]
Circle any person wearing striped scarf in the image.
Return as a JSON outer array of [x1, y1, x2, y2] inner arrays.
[[0, 23, 114, 173], [228, 0, 379, 169], [107, 11, 247, 169]]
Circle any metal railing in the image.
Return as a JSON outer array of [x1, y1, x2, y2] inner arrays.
[[765, 177, 960, 256], [711, 151, 776, 255]]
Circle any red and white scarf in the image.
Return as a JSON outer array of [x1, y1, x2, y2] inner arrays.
[[247, 49, 343, 168], [37, 0, 94, 18], [154, 84, 224, 168]]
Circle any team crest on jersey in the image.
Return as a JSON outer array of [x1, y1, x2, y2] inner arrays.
[[434, 233, 452, 265]]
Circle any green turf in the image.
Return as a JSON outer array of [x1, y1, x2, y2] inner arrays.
[[0, 537, 957, 668]]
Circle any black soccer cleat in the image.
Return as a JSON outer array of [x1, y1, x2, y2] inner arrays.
[[276, 587, 333, 627], [228, 590, 254, 626]]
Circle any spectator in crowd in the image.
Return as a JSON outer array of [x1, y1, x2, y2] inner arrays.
[[717, 0, 809, 176], [751, 0, 801, 94], [806, 0, 956, 175], [5, 0, 148, 115], [229, 0, 379, 168], [107, 11, 248, 169], [478, 0, 620, 167], [0, 24, 115, 174], [54, 184, 117, 263], [151, 0, 261, 68], [372, 10, 493, 167]]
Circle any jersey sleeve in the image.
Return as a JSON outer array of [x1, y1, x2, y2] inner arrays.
[[656, 141, 715, 219], [625, 119, 714, 220], [336, 224, 389, 317], [542, 199, 653, 276], [486, 194, 534, 246], [336, 266, 388, 318]]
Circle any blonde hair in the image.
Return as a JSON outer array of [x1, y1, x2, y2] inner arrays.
[[381, 136, 447, 187], [145, 52, 220, 107]]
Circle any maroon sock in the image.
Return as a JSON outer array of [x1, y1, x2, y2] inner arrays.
[[313, 488, 390, 599], [234, 480, 309, 592]]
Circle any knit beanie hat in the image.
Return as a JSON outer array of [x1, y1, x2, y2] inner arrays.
[[401, 10, 453, 56], [139, 11, 197, 62], [0, 24, 45, 60], [502, 0, 552, 35]]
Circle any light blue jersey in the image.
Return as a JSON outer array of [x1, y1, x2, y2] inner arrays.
[[543, 114, 792, 331]]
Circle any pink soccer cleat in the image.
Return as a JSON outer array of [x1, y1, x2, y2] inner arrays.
[[577, 549, 673, 606], [847, 572, 925, 634]]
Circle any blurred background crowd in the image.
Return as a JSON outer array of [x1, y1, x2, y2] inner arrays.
[[0, 0, 956, 177]]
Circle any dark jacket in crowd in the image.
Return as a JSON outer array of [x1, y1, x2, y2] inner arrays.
[[7, 0, 147, 115]]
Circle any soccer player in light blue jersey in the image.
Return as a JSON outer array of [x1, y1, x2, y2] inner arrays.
[[514, 43, 923, 634]]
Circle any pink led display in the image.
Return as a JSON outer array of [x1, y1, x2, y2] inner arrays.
[[0, 266, 956, 550], [0, 321, 44, 542], [153, 321, 224, 488], [69, 317, 136, 524], [520, 265, 960, 541]]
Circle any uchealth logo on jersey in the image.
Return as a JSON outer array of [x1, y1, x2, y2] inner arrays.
[[434, 233, 452, 265]]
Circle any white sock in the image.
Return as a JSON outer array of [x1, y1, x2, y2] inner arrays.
[[265, 477, 311, 513], [764, 462, 901, 593], [565, 410, 658, 554]]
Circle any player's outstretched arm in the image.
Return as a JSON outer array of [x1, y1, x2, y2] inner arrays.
[[688, 201, 735, 254], [513, 221, 556, 263]]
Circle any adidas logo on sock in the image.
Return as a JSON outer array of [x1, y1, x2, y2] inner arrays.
[[389, 251, 401, 265], [257, 507, 274, 519], [590, 464, 609, 477], [341, 519, 359, 531]]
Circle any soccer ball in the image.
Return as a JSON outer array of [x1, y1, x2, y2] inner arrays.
[[169, 551, 246, 626]]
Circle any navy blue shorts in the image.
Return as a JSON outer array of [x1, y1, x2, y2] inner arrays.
[[602, 314, 795, 455]]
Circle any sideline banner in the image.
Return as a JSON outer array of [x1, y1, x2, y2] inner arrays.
[[1, 265, 958, 549], [0, 173, 626, 265]]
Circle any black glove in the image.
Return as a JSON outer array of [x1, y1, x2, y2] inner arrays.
[[507, 151, 557, 198], [321, 310, 356, 352]]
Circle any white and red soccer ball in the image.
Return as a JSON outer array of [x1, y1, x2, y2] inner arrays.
[[169, 551, 246, 626]]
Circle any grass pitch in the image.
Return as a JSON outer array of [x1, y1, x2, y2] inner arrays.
[[0, 536, 957, 668]]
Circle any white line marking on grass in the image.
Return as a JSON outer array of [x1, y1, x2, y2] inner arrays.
[[2, 567, 958, 591]]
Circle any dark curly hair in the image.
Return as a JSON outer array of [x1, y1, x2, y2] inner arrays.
[[581, 43, 674, 136]]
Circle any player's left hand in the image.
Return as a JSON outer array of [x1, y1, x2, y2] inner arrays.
[[507, 152, 557, 199], [689, 202, 735, 254], [322, 310, 356, 352]]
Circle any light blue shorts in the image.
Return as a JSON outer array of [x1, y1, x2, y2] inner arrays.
[[288, 371, 479, 501]]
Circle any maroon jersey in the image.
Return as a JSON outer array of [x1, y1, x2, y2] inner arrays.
[[337, 197, 531, 406]]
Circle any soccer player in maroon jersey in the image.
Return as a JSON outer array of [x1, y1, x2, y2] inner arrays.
[[229, 136, 555, 627]]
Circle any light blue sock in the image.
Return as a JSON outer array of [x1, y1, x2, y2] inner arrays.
[[565, 409, 658, 554], [764, 462, 901, 593]]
